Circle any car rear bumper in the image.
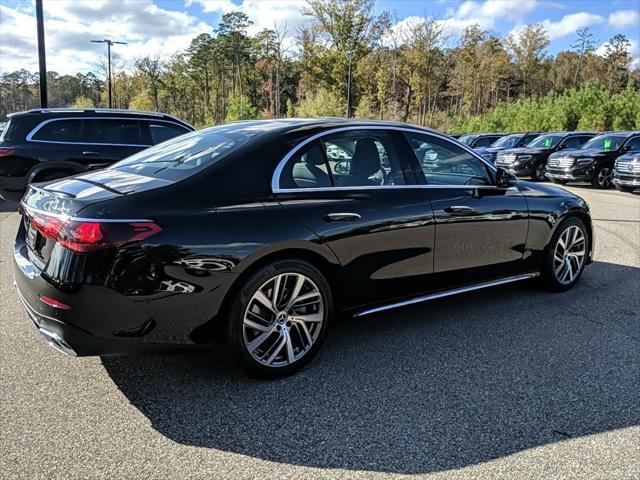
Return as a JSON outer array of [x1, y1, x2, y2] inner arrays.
[[13, 232, 223, 356]]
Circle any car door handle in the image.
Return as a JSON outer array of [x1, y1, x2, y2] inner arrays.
[[82, 151, 99, 156], [324, 212, 361, 222], [445, 205, 477, 215]]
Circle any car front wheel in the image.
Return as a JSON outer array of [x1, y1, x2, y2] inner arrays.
[[531, 160, 546, 181], [541, 217, 589, 292], [225, 260, 332, 378], [591, 165, 613, 189]]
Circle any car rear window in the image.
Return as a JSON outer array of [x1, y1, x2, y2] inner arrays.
[[31, 119, 82, 142], [111, 124, 256, 181], [81, 119, 142, 145], [148, 122, 189, 145]]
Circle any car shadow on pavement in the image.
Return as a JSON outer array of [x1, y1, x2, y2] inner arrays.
[[102, 261, 639, 474]]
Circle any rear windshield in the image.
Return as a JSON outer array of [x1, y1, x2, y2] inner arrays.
[[111, 122, 273, 181]]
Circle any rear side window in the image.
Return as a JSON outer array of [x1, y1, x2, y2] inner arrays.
[[81, 119, 141, 145], [31, 119, 82, 142], [148, 122, 189, 145], [280, 143, 332, 189], [474, 136, 499, 147]]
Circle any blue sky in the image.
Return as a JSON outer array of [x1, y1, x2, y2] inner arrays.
[[1, 0, 638, 74]]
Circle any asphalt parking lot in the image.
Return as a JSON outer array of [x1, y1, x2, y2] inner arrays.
[[1, 185, 638, 480]]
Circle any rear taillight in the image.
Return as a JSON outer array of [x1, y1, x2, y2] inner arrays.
[[0, 147, 14, 157], [29, 213, 161, 253]]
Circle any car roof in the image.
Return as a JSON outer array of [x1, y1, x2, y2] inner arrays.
[[7, 108, 193, 128]]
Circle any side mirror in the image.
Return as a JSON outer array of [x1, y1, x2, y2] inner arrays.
[[558, 143, 567, 150], [495, 167, 518, 188]]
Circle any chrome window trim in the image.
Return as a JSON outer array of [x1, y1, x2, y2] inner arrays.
[[26, 117, 190, 147], [271, 125, 497, 193]]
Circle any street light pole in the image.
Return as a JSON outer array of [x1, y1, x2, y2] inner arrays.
[[346, 50, 354, 118], [35, 0, 47, 108], [90, 39, 127, 108]]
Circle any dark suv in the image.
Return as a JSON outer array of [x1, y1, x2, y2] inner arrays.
[[546, 132, 640, 189], [0, 109, 193, 201], [495, 132, 596, 181], [458, 133, 505, 149], [613, 152, 640, 192], [475, 132, 541, 163]]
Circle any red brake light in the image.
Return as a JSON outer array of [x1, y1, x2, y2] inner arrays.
[[29, 213, 161, 253], [0, 148, 14, 158], [39, 295, 71, 310]]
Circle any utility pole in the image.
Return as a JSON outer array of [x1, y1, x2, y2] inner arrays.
[[90, 39, 127, 108], [35, 0, 47, 108], [346, 50, 354, 118]]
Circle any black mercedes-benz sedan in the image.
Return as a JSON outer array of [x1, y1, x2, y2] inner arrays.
[[13, 119, 594, 378], [546, 131, 640, 188]]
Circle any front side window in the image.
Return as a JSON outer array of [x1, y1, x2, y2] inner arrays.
[[624, 136, 640, 152], [405, 132, 492, 186], [149, 122, 190, 145], [82, 119, 141, 145], [31, 119, 82, 142]]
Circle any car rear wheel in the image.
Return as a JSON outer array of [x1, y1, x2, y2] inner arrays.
[[531, 160, 546, 181], [224, 260, 332, 378], [591, 165, 613, 189], [541, 217, 588, 292]]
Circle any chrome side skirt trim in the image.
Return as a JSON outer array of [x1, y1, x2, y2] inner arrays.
[[355, 272, 540, 317]]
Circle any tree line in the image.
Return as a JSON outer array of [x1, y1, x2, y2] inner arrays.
[[1, 0, 638, 133]]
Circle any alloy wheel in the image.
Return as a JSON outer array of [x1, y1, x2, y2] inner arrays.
[[553, 225, 586, 285], [242, 273, 324, 367], [534, 162, 545, 181], [597, 167, 612, 188]]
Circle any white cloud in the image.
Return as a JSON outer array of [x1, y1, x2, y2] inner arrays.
[[608, 9, 640, 29], [540, 12, 605, 40], [0, 1, 211, 74], [596, 38, 640, 67], [188, 0, 308, 37], [438, 0, 539, 35]]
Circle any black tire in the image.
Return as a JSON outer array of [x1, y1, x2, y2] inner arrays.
[[224, 259, 333, 379], [531, 160, 546, 182], [540, 216, 589, 292], [591, 165, 613, 189], [614, 185, 635, 193]]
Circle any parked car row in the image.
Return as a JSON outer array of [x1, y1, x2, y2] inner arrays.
[[0, 108, 193, 202], [454, 130, 640, 192]]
